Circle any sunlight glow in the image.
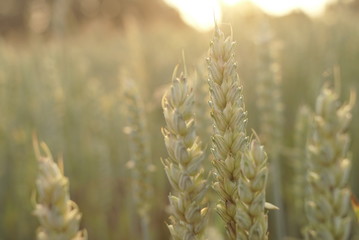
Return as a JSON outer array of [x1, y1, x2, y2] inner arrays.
[[250, 0, 332, 16], [222, 0, 244, 6], [164, 0, 222, 31], [165, 0, 333, 31]]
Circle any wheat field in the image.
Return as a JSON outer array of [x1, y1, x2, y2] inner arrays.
[[0, 1, 358, 240]]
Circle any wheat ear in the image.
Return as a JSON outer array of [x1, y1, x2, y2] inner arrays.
[[256, 37, 286, 239], [33, 138, 87, 240], [291, 106, 311, 231], [207, 25, 248, 239], [304, 85, 354, 240], [237, 136, 269, 239], [161, 68, 209, 240], [256, 41, 284, 155], [122, 79, 154, 240], [193, 64, 212, 146]]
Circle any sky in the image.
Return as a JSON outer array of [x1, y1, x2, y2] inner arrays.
[[164, 0, 335, 31]]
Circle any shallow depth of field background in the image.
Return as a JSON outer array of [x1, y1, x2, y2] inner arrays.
[[0, 0, 358, 239]]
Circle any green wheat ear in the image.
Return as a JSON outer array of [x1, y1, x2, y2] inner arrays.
[[256, 35, 286, 239], [33, 137, 87, 240], [207, 24, 272, 240], [161, 67, 209, 240], [207, 24, 248, 239], [236, 134, 269, 240], [291, 105, 312, 232], [122, 77, 154, 240], [304, 84, 355, 240], [192, 63, 212, 147]]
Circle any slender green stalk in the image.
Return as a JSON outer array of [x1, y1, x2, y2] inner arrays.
[[33, 138, 87, 240], [122, 79, 154, 240], [161, 68, 209, 240], [207, 25, 249, 239], [304, 85, 354, 240]]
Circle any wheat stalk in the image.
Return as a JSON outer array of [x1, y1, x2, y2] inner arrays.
[[122, 78, 154, 240], [304, 85, 354, 240], [33, 138, 87, 240], [207, 24, 249, 239], [161, 68, 209, 240]]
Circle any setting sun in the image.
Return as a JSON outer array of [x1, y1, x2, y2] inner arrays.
[[165, 0, 333, 31]]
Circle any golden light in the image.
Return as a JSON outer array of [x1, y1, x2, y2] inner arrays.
[[222, 0, 243, 6], [249, 0, 332, 16], [164, 0, 222, 31], [164, 0, 333, 31]]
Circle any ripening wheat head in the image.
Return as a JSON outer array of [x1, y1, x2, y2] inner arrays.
[[192, 64, 212, 146], [161, 68, 209, 240], [207, 24, 249, 239], [33, 139, 87, 240], [256, 40, 284, 156], [237, 136, 269, 240], [256, 36, 286, 239], [292, 106, 312, 229], [122, 78, 154, 240], [122, 79, 154, 218], [304, 85, 354, 240]]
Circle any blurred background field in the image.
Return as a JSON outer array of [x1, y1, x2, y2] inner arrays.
[[0, 0, 358, 239]]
